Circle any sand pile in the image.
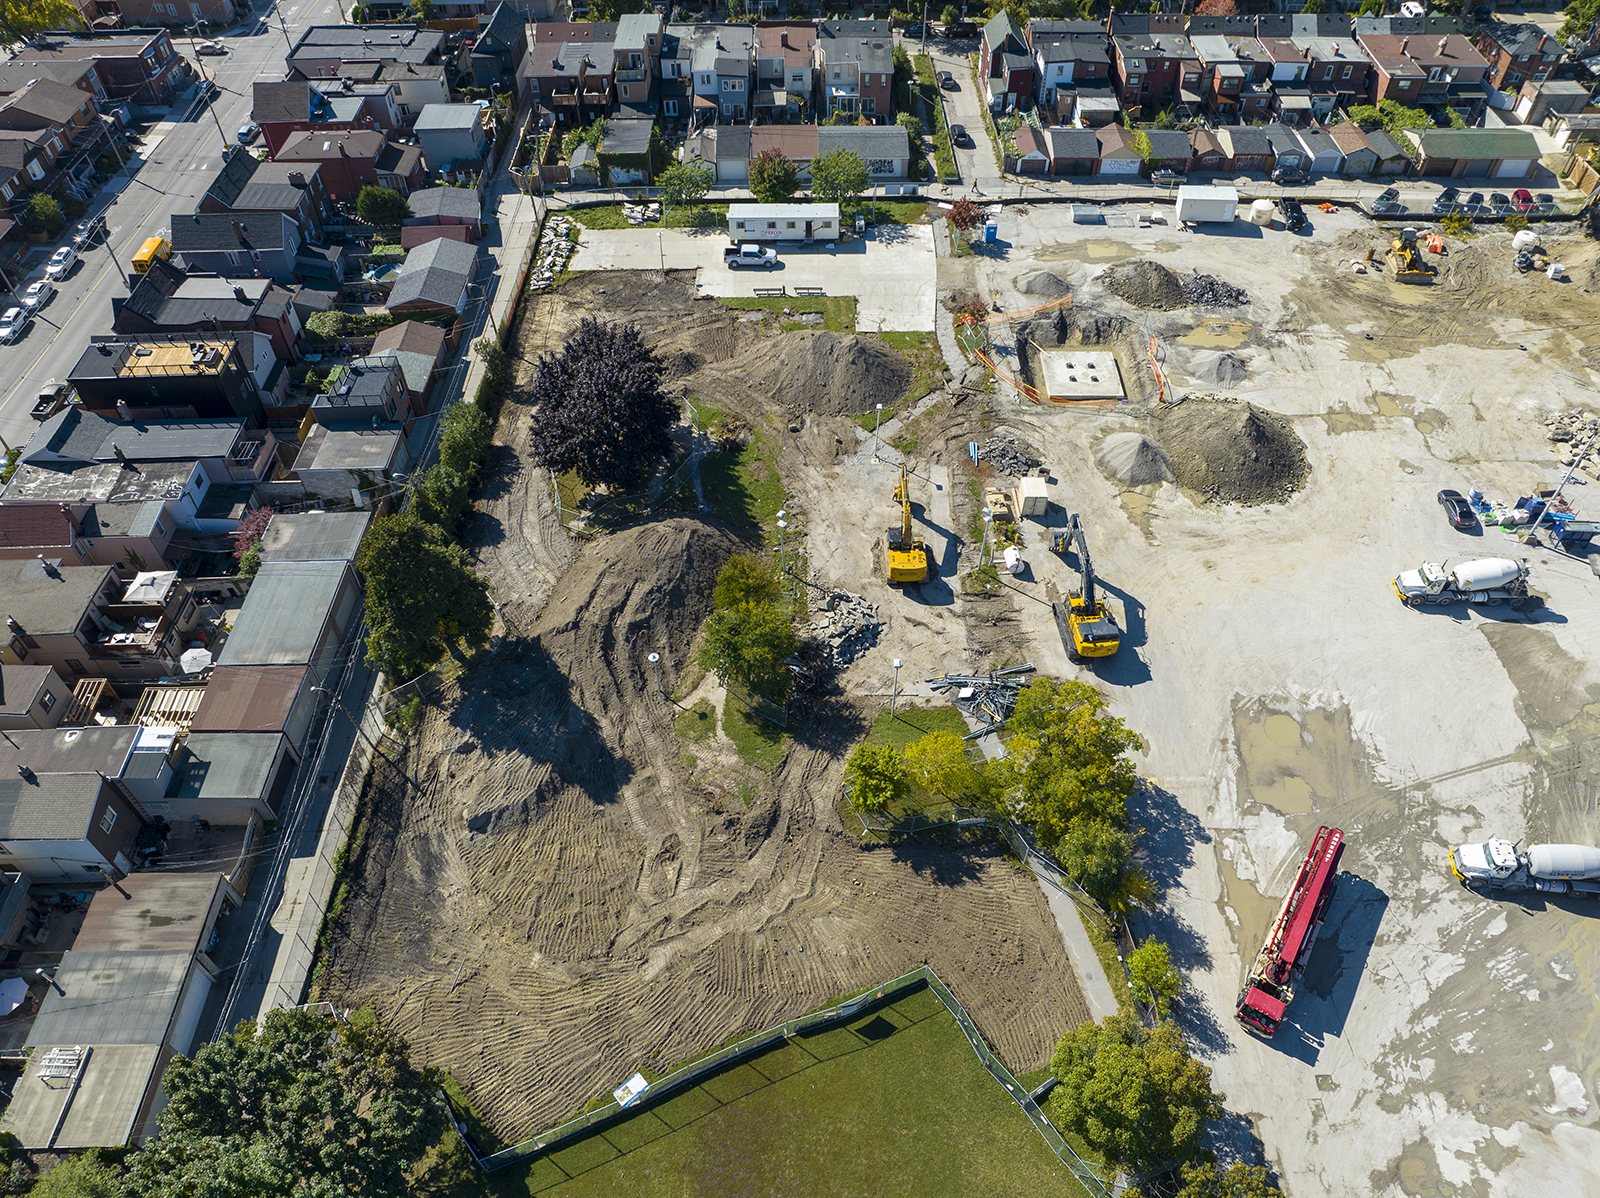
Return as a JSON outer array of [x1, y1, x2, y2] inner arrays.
[[1018, 270, 1071, 297], [1095, 432, 1174, 486], [690, 331, 912, 416], [1102, 260, 1189, 310], [1212, 353, 1248, 387], [1153, 396, 1309, 505]]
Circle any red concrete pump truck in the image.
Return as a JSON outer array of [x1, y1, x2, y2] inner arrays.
[[1235, 825, 1346, 1039]]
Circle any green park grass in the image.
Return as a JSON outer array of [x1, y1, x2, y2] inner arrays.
[[719, 295, 858, 332], [568, 203, 730, 230], [416, 985, 1087, 1198], [721, 699, 789, 771]]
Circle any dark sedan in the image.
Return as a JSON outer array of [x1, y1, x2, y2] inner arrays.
[[1432, 187, 1459, 215], [1438, 489, 1479, 531], [1371, 187, 1404, 216], [1536, 192, 1557, 214], [1489, 192, 1514, 215], [1464, 191, 1486, 216]]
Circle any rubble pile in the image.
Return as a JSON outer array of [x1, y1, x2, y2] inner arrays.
[[1182, 271, 1250, 307], [977, 436, 1040, 477], [808, 590, 883, 667], [1545, 409, 1599, 468], [528, 216, 576, 293]]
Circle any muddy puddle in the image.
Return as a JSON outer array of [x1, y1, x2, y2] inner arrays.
[[1233, 704, 1393, 822], [1180, 320, 1252, 349], [1216, 850, 1279, 977]]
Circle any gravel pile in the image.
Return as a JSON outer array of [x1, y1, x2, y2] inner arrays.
[[695, 331, 912, 416], [1095, 432, 1174, 486], [1018, 270, 1071, 297], [977, 435, 1040, 477], [1182, 271, 1250, 307], [1154, 395, 1309, 505], [808, 589, 883, 667], [1101, 260, 1188, 310]]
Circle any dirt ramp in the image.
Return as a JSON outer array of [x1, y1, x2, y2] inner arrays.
[[688, 330, 913, 415], [1153, 397, 1309, 505], [1095, 432, 1174, 486]]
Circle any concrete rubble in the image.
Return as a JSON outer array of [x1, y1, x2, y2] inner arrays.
[[807, 589, 883, 668], [976, 435, 1040, 478], [1181, 269, 1250, 308]]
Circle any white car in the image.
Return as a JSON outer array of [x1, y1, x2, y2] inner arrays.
[[0, 308, 29, 344], [45, 245, 76, 280], [20, 279, 52, 311], [237, 123, 258, 144], [195, 40, 227, 55]]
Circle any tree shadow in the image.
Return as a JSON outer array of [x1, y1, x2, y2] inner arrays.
[[790, 685, 869, 755], [1128, 781, 1211, 895], [472, 443, 522, 503], [882, 830, 992, 887], [1269, 874, 1389, 1066], [459, 510, 505, 550]]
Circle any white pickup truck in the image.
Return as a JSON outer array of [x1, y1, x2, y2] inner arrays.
[[724, 243, 778, 269]]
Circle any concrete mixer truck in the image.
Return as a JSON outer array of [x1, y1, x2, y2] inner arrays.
[[1392, 557, 1529, 608], [1450, 836, 1600, 897]]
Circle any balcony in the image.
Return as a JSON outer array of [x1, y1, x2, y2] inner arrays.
[[85, 607, 173, 658], [225, 431, 280, 482]]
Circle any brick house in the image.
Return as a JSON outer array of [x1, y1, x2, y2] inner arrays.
[[8, 30, 190, 106], [1356, 31, 1493, 123], [815, 20, 891, 121], [274, 129, 425, 201], [980, 11, 1033, 112], [1107, 15, 1195, 115], [1472, 21, 1562, 94]]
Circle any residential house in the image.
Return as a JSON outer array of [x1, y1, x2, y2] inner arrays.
[[0, 771, 142, 882], [249, 79, 389, 159], [470, 2, 529, 88], [274, 129, 425, 201], [1255, 34, 1314, 125], [675, 22, 756, 124], [683, 125, 751, 184], [227, 162, 332, 241], [385, 236, 477, 317], [0, 128, 56, 197], [0, 726, 175, 814], [521, 21, 618, 126], [189, 664, 320, 757], [290, 61, 447, 122], [1014, 124, 1101, 175], [980, 12, 1033, 112], [1191, 35, 1273, 123], [63, 337, 267, 424], [170, 212, 302, 285], [1141, 128, 1193, 173], [1094, 125, 1143, 177], [1289, 14, 1372, 124], [0, 665, 71, 731], [1549, 112, 1600, 150], [1356, 31, 1493, 123], [1329, 122, 1377, 176], [0, 60, 107, 106], [115, 0, 238, 26], [399, 225, 471, 250], [0, 500, 177, 572], [1, 873, 238, 1149], [311, 357, 408, 426], [292, 426, 411, 501], [362, 323, 446, 412], [286, 24, 446, 78], [612, 11, 664, 111], [1293, 125, 1343, 175], [214, 561, 362, 685], [0, 77, 109, 193], [1366, 128, 1411, 175], [1402, 127, 1539, 178], [1108, 17, 1196, 115], [113, 260, 303, 366], [403, 186, 481, 234], [814, 20, 891, 121], [1189, 126, 1227, 173], [257, 510, 370, 565], [413, 103, 491, 169], [1474, 21, 1562, 94], [1027, 19, 1111, 113], [8, 30, 189, 106], [167, 732, 296, 825], [1216, 125, 1275, 173], [755, 22, 815, 121]]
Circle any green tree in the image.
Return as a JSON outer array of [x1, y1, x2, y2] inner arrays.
[[1195, 0, 1237, 12], [941, 4, 960, 24], [809, 147, 870, 206], [121, 1007, 440, 1198], [1131, 128, 1154, 165], [1175, 1161, 1285, 1198], [657, 160, 714, 212], [237, 542, 262, 578], [1055, 819, 1132, 904], [1561, 0, 1600, 46], [697, 602, 798, 701], [401, 0, 434, 17], [28, 1151, 117, 1198], [563, 120, 605, 160], [986, 0, 1031, 24], [22, 192, 63, 236], [713, 554, 780, 610], [845, 744, 907, 812], [896, 112, 924, 142], [0, 0, 82, 43], [437, 401, 492, 480], [985, 679, 1144, 852], [588, 0, 646, 19], [893, 43, 911, 81], [1299, 0, 1326, 12], [358, 511, 494, 680], [903, 730, 978, 801], [1049, 1014, 1225, 1173], [749, 147, 800, 203], [1127, 936, 1182, 1017], [355, 184, 410, 226]]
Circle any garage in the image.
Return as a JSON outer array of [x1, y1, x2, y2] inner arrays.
[[1493, 158, 1534, 178]]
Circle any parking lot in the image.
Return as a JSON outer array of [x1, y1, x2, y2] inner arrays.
[[569, 224, 938, 331]]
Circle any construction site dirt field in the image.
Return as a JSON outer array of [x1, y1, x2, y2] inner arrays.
[[324, 203, 1600, 1196]]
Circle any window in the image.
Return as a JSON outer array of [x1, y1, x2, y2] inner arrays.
[[1126, 74, 1141, 87], [785, 221, 796, 229], [621, 84, 629, 97], [0, 183, 10, 200], [1184, 72, 1199, 85], [664, 99, 678, 115], [1534, 71, 1549, 82], [66, 659, 85, 675], [7, 638, 24, 661], [1322, 64, 1333, 79], [1398, 80, 1411, 90], [17, 634, 36, 650], [766, 221, 777, 229], [38, 690, 54, 714], [862, 97, 874, 113], [100, 806, 116, 833], [1342, 65, 1353, 80], [152, 518, 166, 538], [1128, 59, 1143, 69], [27, 161, 42, 181], [1508, 73, 1523, 86], [1428, 67, 1442, 82], [868, 157, 893, 175], [118, 661, 141, 669], [49, 136, 61, 153], [1517, 54, 1529, 62], [82, 864, 102, 873]]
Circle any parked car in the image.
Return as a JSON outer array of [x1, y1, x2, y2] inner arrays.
[[195, 39, 226, 55], [1432, 187, 1460, 214], [237, 122, 258, 143], [1464, 191, 1486, 216], [942, 20, 978, 36], [1150, 168, 1185, 187], [73, 213, 105, 247], [45, 245, 76, 280], [1512, 188, 1535, 213], [1280, 196, 1306, 232], [196, 79, 218, 101], [1437, 489, 1479, 532], [0, 307, 29, 344], [938, 70, 956, 90], [724, 243, 778, 270], [1371, 187, 1403, 216], [1489, 192, 1514, 214], [903, 24, 926, 37], [1535, 192, 1557, 214], [20, 280, 52, 311], [31, 381, 70, 421], [1271, 163, 1309, 186]]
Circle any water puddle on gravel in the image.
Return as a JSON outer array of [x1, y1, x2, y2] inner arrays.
[[1233, 704, 1390, 820], [1180, 320, 1252, 349], [1216, 850, 1279, 971]]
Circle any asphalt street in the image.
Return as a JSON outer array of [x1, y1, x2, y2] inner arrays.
[[0, 0, 344, 451]]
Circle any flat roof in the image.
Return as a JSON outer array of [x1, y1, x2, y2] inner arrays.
[[0, 726, 136, 779], [0, 557, 113, 637], [216, 561, 350, 669], [29, 950, 192, 1047], [172, 732, 286, 801], [259, 510, 371, 564], [727, 203, 841, 221], [2, 1043, 162, 1149], [1037, 351, 1127, 403], [72, 873, 229, 956], [189, 664, 308, 734], [296, 424, 404, 474]]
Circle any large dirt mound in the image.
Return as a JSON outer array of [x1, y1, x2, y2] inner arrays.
[[1153, 397, 1309, 504], [1102, 259, 1189, 310], [687, 330, 913, 416], [1018, 270, 1071, 297], [1095, 432, 1174, 486]]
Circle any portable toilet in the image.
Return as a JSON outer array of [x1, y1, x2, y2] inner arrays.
[[984, 220, 997, 243]]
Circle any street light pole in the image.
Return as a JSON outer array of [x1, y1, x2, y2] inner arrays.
[[186, 25, 231, 151], [891, 657, 902, 719], [646, 652, 663, 696], [873, 403, 884, 457], [312, 684, 396, 768]]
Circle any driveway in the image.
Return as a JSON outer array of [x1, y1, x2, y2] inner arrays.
[[917, 37, 1003, 192], [571, 225, 937, 332]]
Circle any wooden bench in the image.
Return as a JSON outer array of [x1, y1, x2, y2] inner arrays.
[[792, 286, 825, 297], [753, 286, 785, 297]]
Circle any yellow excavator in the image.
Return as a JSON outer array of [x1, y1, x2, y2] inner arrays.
[[1053, 513, 1120, 662], [1385, 228, 1436, 285], [886, 461, 929, 585]]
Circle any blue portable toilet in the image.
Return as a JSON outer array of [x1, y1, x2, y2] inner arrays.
[[984, 220, 997, 243]]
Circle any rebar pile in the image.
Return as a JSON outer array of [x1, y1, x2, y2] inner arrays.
[[928, 665, 1035, 738]]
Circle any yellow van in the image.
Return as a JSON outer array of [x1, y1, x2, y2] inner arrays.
[[131, 236, 170, 274]]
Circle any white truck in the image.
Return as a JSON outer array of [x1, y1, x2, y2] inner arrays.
[[1451, 837, 1600, 897], [1392, 557, 1528, 608], [1174, 184, 1238, 225], [724, 243, 778, 270]]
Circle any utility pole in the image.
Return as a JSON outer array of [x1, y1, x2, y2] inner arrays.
[[187, 25, 231, 151], [312, 684, 397, 768]]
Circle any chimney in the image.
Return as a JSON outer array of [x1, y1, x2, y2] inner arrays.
[[1437, 37, 1448, 55], [233, 285, 249, 302], [112, 443, 128, 463], [232, 218, 246, 243], [339, 141, 348, 155], [1399, 37, 1409, 54]]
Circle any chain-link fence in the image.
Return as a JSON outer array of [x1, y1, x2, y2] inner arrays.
[[441, 964, 1111, 1196]]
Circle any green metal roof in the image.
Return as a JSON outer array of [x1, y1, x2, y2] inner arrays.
[[1411, 128, 1540, 160]]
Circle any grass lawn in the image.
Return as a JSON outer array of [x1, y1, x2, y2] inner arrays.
[[914, 55, 957, 182], [689, 402, 788, 543], [673, 699, 718, 744], [718, 295, 858, 333], [417, 986, 1088, 1198], [722, 697, 789, 771], [849, 705, 984, 826], [860, 331, 946, 433], [568, 203, 730, 230]]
